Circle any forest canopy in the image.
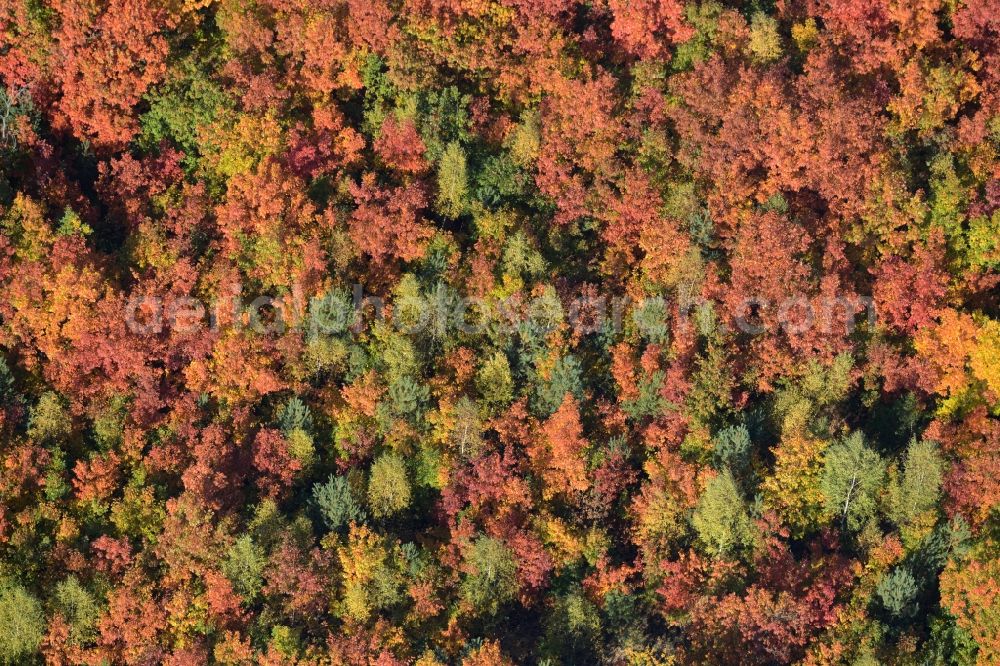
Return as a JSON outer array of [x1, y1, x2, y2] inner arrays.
[[1, 0, 1000, 663]]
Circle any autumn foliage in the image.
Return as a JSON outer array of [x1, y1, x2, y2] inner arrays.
[[1, 0, 1000, 663]]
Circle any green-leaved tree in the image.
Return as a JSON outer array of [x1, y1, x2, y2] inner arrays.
[[821, 432, 885, 531]]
